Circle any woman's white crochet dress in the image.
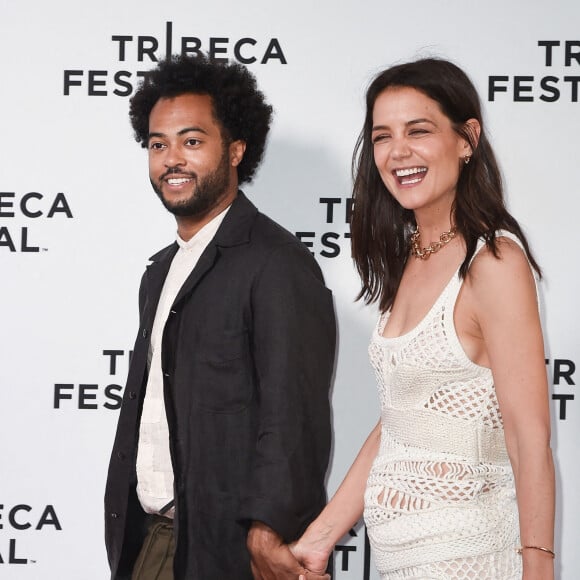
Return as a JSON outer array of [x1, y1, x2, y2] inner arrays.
[[364, 237, 524, 580]]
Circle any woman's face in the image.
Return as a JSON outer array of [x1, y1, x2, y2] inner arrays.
[[371, 86, 473, 216]]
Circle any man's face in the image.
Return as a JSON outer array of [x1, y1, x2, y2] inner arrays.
[[147, 93, 240, 218]]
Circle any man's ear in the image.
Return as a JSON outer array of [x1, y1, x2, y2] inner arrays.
[[230, 140, 246, 167]]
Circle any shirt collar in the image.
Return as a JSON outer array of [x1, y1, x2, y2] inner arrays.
[[175, 205, 231, 251]]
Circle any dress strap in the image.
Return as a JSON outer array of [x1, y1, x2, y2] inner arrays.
[[444, 230, 532, 316], [468, 229, 524, 268], [467, 230, 541, 311]]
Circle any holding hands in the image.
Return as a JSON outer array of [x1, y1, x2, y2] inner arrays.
[[290, 529, 333, 579], [247, 521, 330, 580]]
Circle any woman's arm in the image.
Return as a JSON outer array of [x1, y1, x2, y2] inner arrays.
[[291, 420, 382, 573], [468, 239, 555, 580]]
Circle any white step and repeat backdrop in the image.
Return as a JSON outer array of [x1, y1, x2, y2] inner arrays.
[[1, 0, 578, 578]]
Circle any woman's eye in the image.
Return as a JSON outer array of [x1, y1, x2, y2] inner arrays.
[[372, 134, 390, 144]]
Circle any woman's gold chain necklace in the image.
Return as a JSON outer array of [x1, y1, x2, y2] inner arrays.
[[410, 227, 457, 260]]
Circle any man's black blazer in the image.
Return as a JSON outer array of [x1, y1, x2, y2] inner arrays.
[[104, 191, 336, 579]]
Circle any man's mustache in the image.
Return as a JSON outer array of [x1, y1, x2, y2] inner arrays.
[[160, 166, 197, 181]]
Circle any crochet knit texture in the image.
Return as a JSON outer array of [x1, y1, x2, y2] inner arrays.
[[364, 235, 525, 580]]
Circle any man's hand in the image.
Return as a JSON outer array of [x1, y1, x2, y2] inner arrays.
[[247, 521, 330, 580]]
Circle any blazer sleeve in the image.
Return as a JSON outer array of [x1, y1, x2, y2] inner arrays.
[[237, 241, 336, 542]]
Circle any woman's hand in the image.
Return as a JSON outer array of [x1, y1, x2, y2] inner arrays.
[[289, 527, 333, 577]]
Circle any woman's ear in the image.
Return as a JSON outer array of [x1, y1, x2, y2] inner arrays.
[[463, 118, 481, 155]]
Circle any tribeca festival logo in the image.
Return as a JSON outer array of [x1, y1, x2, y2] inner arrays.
[[0, 191, 73, 253], [333, 526, 373, 580], [63, 21, 287, 97], [53, 349, 131, 410], [0, 504, 62, 565], [296, 197, 353, 258], [547, 357, 576, 421], [488, 40, 580, 102]]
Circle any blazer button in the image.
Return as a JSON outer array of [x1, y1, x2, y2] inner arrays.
[[142, 328, 148, 338], [129, 391, 137, 400], [117, 451, 126, 460], [111, 512, 119, 519]]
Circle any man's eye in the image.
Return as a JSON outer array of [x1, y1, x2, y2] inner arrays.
[[186, 138, 201, 146], [149, 142, 165, 150]]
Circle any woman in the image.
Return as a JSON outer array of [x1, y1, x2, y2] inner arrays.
[[293, 58, 555, 580]]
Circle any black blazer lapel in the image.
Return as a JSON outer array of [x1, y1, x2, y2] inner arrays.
[[171, 244, 219, 308], [144, 243, 179, 329], [171, 191, 257, 307]]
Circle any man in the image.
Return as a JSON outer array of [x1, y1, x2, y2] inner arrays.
[[104, 54, 336, 580]]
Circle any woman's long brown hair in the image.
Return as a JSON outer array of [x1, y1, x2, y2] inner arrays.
[[351, 58, 541, 312]]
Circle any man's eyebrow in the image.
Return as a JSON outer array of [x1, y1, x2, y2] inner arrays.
[[177, 126, 209, 136], [147, 126, 209, 139]]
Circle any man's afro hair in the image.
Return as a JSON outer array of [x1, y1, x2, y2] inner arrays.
[[129, 53, 273, 184]]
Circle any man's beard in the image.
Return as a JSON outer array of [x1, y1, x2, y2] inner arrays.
[[151, 148, 231, 218]]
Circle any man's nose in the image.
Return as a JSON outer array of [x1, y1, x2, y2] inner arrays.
[[164, 146, 186, 167]]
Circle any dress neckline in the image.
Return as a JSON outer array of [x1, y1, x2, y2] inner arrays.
[[375, 266, 461, 344]]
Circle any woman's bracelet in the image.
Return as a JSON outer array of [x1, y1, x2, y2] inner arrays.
[[516, 545, 555, 559]]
